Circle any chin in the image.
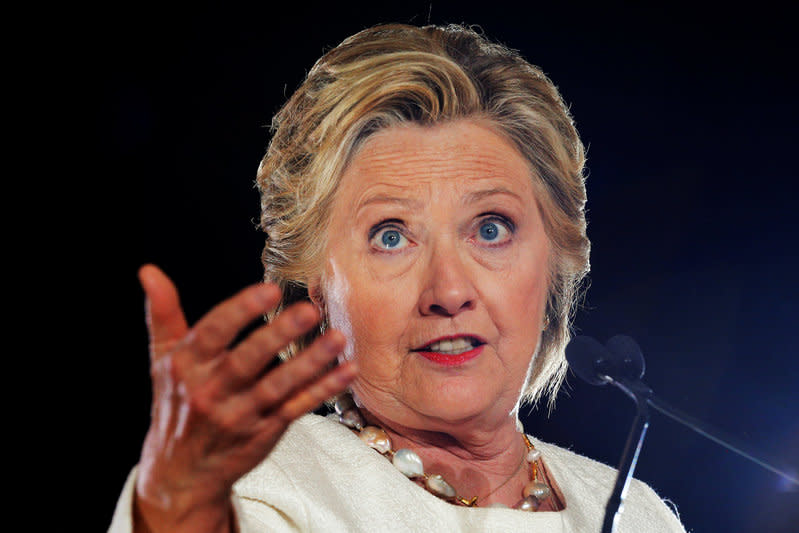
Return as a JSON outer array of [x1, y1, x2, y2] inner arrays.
[[414, 382, 508, 424]]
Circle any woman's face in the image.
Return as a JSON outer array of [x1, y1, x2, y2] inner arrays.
[[315, 120, 551, 431]]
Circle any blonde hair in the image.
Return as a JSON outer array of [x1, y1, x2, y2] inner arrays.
[[256, 24, 590, 408]]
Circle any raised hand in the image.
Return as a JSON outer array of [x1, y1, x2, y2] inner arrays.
[[133, 265, 356, 533]]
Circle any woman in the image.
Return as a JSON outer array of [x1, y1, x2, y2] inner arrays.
[[110, 24, 685, 532]]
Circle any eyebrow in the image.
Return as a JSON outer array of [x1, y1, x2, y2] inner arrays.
[[356, 194, 425, 213], [355, 185, 526, 216], [462, 186, 525, 205]]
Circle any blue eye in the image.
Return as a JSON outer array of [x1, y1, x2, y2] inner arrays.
[[475, 218, 512, 245], [480, 222, 500, 240], [370, 226, 409, 250]]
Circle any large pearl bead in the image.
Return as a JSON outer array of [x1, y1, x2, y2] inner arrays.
[[523, 481, 551, 500], [339, 409, 364, 430], [425, 474, 456, 498], [334, 395, 355, 414], [393, 448, 424, 477], [359, 426, 392, 454], [515, 496, 540, 511], [526, 448, 541, 463]]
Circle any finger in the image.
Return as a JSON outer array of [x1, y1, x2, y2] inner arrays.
[[185, 281, 281, 361], [139, 264, 189, 358], [242, 360, 356, 466], [275, 360, 358, 422], [220, 301, 321, 387], [250, 329, 347, 411]]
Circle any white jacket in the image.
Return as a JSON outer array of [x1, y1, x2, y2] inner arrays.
[[110, 414, 685, 532]]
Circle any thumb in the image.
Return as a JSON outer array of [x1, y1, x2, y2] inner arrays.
[[139, 264, 189, 359]]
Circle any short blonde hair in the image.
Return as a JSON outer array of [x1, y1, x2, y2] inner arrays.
[[257, 24, 590, 407]]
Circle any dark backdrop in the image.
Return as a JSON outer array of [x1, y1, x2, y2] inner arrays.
[[88, 2, 798, 531]]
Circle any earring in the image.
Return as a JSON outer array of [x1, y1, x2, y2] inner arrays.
[[542, 316, 550, 332], [316, 303, 327, 332]]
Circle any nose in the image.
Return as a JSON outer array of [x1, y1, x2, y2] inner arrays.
[[418, 245, 477, 317]]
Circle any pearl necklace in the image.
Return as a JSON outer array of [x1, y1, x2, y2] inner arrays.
[[332, 396, 552, 510]]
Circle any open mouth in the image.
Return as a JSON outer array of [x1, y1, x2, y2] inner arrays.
[[413, 336, 486, 355]]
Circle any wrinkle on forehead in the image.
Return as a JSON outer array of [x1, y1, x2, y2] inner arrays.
[[354, 123, 524, 176], [341, 120, 536, 210]]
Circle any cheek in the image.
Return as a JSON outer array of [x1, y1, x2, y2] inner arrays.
[[328, 275, 415, 367], [348, 293, 411, 354], [492, 260, 549, 350]]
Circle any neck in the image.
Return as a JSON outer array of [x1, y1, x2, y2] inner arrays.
[[360, 407, 529, 506]]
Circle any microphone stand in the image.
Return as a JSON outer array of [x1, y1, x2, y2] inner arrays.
[[599, 373, 799, 533], [599, 375, 652, 533]]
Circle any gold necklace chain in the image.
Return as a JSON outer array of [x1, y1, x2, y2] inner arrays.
[[333, 397, 552, 510], [470, 435, 531, 503]]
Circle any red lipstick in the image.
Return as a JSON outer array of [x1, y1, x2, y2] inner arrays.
[[413, 335, 485, 367], [416, 345, 484, 366]]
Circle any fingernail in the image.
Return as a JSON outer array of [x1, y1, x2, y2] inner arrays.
[[138, 266, 155, 290]]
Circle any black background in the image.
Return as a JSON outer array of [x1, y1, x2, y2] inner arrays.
[[81, 2, 798, 531]]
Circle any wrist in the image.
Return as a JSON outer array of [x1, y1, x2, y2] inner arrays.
[[134, 484, 233, 533]]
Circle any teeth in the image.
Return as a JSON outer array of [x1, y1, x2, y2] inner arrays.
[[424, 338, 476, 355]]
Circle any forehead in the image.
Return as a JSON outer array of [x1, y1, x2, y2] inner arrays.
[[338, 120, 535, 200]]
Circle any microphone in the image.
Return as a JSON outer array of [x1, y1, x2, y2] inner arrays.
[[565, 334, 647, 391], [566, 334, 799, 533], [564, 335, 616, 386], [604, 334, 645, 380], [566, 335, 652, 533]]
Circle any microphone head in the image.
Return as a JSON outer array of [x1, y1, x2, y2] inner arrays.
[[605, 335, 646, 379], [565, 335, 614, 386]]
